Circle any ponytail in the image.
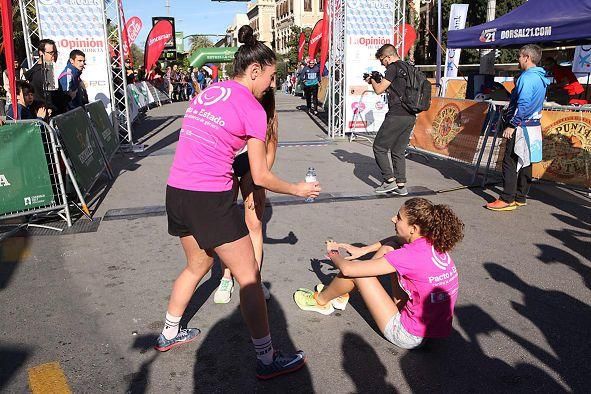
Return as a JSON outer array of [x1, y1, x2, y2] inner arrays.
[[402, 198, 464, 253], [233, 25, 276, 77]]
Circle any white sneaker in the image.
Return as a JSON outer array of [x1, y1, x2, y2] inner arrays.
[[214, 278, 234, 304], [261, 282, 271, 300], [315, 283, 349, 310]]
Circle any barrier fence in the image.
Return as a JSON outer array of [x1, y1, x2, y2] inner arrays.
[[408, 98, 590, 189], [0, 120, 72, 226], [0, 100, 130, 227]]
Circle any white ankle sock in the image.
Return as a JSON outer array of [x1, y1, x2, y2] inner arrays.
[[162, 312, 181, 340], [252, 334, 274, 365]]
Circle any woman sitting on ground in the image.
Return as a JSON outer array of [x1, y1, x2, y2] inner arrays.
[[294, 197, 464, 349]]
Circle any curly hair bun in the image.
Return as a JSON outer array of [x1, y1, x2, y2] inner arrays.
[[238, 25, 257, 46]]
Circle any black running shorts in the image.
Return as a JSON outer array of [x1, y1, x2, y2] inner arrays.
[[166, 185, 248, 250]]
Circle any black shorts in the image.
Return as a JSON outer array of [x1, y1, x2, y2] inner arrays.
[[166, 185, 248, 250], [232, 152, 250, 178]]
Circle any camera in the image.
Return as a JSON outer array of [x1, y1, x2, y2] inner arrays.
[[363, 71, 383, 83]]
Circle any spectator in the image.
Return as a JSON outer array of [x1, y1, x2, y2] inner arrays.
[[543, 57, 585, 105], [56, 49, 88, 113], [24, 39, 58, 112], [299, 58, 321, 114], [486, 45, 549, 211], [3, 59, 26, 106], [6, 80, 36, 120]]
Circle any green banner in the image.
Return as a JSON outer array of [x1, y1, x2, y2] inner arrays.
[[52, 107, 106, 194], [0, 123, 55, 215], [86, 101, 119, 160]]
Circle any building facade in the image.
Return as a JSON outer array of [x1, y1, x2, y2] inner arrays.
[[247, 0, 275, 48], [226, 13, 249, 47], [275, 0, 324, 55]]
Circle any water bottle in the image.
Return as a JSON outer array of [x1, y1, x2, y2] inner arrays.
[[305, 167, 317, 203]]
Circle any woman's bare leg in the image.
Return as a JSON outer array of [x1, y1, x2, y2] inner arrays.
[[167, 235, 215, 316], [316, 273, 355, 305], [214, 235, 269, 338], [317, 244, 395, 305], [353, 276, 399, 333]]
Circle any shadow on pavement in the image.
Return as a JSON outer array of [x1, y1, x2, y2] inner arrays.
[[0, 235, 30, 291], [484, 262, 591, 392], [530, 184, 591, 290], [192, 283, 314, 392], [0, 345, 30, 390], [341, 332, 397, 393], [400, 303, 566, 392], [125, 334, 160, 394], [332, 149, 382, 188]]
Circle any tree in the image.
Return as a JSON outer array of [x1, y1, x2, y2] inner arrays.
[[413, 0, 527, 65], [130, 43, 143, 67], [188, 36, 213, 54]]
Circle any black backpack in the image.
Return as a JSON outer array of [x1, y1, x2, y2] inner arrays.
[[388, 61, 431, 115]]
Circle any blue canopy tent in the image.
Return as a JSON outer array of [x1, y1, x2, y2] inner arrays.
[[448, 0, 591, 48]]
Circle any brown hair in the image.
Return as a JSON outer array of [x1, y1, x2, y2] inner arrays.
[[402, 198, 464, 253], [260, 88, 278, 145]]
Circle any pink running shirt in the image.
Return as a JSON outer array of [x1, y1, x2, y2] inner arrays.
[[167, 80, 267, 192], [384, 237, 459, 338]]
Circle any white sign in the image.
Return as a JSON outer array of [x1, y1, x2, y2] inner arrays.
[[572, 45, 591, 74], [344, 0, 393, 134], [37, 0, 113, 113], [444, 4, 469, 78]]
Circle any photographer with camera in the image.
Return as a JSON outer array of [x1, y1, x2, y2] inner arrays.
[[365, 44, 417, 196]]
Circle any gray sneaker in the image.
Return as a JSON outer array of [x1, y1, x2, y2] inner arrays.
[[390, 186, 409, 196], [374, 181, 398, 194]]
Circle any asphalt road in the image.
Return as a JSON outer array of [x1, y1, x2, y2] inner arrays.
[[1, 93, 589, 393]]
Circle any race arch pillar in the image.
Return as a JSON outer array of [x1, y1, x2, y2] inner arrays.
[[189, 47, 238, 69]]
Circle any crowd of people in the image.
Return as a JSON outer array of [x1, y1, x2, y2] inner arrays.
[[2, 39, 88, 121]]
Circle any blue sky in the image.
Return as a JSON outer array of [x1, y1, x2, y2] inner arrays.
[[124, 0, 251, 48]]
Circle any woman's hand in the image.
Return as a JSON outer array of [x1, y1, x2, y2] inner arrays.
[[325, 239, 339, 254], [338, 243, 366, 260], [294, 181, 321, 198]]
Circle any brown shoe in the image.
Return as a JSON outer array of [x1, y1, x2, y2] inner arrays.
[[486, 199, 517, 211]]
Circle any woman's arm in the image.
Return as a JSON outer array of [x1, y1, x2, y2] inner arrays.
[[247, 138, 320, 198], [265, 116, 279, 170], [326, 240, 395, 277], [338, 241, 383, 260], [330, 252, 396, 277]]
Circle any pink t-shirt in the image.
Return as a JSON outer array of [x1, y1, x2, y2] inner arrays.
[[167, 80, 267, 192], [384, 237, 459, 338]]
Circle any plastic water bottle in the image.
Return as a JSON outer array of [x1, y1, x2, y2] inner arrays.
[[305, 167, 317, 203]]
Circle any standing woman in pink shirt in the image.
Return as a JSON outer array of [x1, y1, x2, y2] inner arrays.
[[156, 26, 320, 380], [294, 198, 464, 349]]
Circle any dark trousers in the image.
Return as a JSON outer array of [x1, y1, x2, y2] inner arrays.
[[372, 114, 416, 184], [500, 134, 532, 203], [303, 84, 319, 111]]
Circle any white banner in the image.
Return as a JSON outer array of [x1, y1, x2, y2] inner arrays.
[[344, 0, 394, 134], [444, 4, 469, 78], [572, 45, 591, 74], [37, 0, 113, 113]]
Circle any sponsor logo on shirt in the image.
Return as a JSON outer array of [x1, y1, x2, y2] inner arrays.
[[196, 85, 231, 107]]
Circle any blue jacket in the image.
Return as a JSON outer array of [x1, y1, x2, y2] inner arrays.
[[299, 65, 321, 86], [58, 62, 86, 110], [506, 66, 550, 127]]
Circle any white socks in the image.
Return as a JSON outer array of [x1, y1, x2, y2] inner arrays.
[[252, 334, 274, 365], [162, 312, 181, 340]]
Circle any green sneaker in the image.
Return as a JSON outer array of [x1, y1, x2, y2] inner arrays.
[[214, 278, 234, 304], [315, 284, 350, 311], [293, 288, 334, 315]]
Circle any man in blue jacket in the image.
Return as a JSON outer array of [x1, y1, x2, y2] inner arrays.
[[487, 44, 549, 211], [57, 49, 88, 113], [299, 58, 321, 114]]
